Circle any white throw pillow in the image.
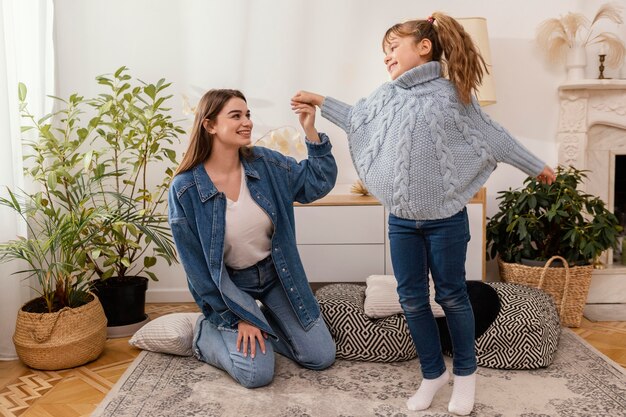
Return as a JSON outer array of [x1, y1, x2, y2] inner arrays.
[[129, 312, 203, 356], [363, 275, 445, 318]]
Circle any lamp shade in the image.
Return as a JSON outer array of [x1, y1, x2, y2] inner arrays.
[[456, 17, 497, 106]]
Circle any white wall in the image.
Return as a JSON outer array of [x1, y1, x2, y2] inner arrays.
[[51, 0, 625, 292]]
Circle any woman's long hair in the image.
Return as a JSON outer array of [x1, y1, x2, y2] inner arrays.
[[382, 12, 489, 104], [174, 89, 250, 176]]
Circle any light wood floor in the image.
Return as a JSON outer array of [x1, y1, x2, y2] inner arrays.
[[1, 303, 624, 417]]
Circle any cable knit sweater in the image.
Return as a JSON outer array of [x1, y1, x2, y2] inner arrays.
[[321, 61, 546, 220]]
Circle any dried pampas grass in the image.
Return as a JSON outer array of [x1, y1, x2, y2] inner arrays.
[[536, 2, 625, 68], [594, 33, 625, 67], [350, 180, 370, 196]]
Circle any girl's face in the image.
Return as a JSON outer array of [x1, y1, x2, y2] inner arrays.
[[383, 34, 431, 80], [205, 97, 253, 149]]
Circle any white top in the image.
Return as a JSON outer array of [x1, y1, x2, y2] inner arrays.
[[223, 167, 273, 269]]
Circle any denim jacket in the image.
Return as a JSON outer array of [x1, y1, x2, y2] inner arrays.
[[168, 134, 337, 337]]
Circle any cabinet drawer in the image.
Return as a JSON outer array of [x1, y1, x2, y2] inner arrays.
[[297, 244, 385, 282], [294, 205, 385, 244]]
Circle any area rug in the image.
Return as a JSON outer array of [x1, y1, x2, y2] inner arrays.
[[91, 329, 625, 417]]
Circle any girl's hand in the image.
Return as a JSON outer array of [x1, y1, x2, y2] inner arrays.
[[537, 165, 556, 185], [236, 321, 268, 359], [291, 90, 325, 108]]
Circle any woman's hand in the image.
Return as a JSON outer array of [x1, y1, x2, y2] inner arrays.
[[236, 321, 268, 359], [291, 90, 325, 107], [537, 165, 556, 185], [292, 102, 320, 143]]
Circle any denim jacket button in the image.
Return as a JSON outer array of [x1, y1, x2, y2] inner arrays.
[[274, 247, 279, 251], [290, 287, 294, 292], [282, 268, 287, 272]]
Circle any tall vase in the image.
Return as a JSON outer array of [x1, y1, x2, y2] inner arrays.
[[565, 46, 587, 81]]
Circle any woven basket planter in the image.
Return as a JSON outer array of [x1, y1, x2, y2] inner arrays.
[[498, 256, 593, 327], [13, 293, 107, 370]]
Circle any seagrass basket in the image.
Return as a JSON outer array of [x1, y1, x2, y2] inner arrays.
[[13, 293, 107, 370], [497, 256, 593, 327]]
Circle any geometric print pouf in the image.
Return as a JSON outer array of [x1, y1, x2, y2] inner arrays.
[[317, 282, 561, 369], [316, 284, 416, 362], [475, 282, 561, 369]]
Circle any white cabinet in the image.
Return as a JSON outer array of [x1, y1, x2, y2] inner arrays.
[[295, 188, 486, 283], [295, 196, 386, 282]]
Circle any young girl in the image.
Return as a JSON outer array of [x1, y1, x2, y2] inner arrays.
[[169, 89, 337, 388], [291, 12, 555, 415]]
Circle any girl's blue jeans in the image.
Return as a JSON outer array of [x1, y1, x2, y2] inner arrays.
[[193, 256, 335, 388], [388, 208, 477, 378]]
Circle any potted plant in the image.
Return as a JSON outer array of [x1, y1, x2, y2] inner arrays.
[[486, 165, 622, 326], [0, 87, 108, 370], [15, 67, 183, 332], [77, 67, 182, 331]]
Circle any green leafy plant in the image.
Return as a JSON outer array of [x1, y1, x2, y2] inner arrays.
[[0, 90, 110, 312], [84, 66, 183, 281], [1, 67, 183, 315], [486, 165, 622, 266]]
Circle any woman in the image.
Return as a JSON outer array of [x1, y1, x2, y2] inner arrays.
[[168, 89, 337, 388]]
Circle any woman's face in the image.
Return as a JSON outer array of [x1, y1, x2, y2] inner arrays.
[[383, 34, 430, 80], [206, 97, 253, 148]]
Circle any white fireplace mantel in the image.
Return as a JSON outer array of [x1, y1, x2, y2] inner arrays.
[[556, 79, 626, 305], [557, 79, 626, 170]]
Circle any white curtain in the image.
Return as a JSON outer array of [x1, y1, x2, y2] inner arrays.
[[0, 0, 54, 360]]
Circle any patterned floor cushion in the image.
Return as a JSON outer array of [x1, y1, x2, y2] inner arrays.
[[474, 282, 561, 369], [317, 282, 561, 369], [316, 284, 415, 362]]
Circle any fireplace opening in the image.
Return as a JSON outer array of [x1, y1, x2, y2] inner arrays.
[[614, 155, 626, 265]]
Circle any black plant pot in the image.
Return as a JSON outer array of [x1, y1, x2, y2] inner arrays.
[[92, 276, 149, 326]]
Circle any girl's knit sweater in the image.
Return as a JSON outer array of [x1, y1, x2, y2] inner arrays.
[[321, 61, 545, 220]]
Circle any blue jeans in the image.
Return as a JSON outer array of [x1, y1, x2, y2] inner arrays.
[[388, 208, 476, 378], [193, 256, 335, 388]]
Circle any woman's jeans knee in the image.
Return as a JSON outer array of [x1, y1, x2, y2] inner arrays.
[[388, 208, 477, 378], [193, 317, 275, 388], [193, 256, 335, 388]]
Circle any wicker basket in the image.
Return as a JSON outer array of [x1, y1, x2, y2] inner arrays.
[[498, 256, 593, 327], [12, 293, 107, 370]]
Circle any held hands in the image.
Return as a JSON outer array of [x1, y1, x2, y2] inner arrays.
[[291, 100, 321, 143], [236, 321, 268, 359], [291, 90, 325, 108], [291, 90, 324, 143], [537, 165, 556, 185]]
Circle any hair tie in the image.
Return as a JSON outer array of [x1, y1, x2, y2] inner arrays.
[[427, 16, 435, 24]]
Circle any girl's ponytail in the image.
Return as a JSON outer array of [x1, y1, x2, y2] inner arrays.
[[431, 12, 489, 105]]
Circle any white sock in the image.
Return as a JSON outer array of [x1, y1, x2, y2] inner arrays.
[[406, 371, 449, 411], [448, 372, 476, 416]]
